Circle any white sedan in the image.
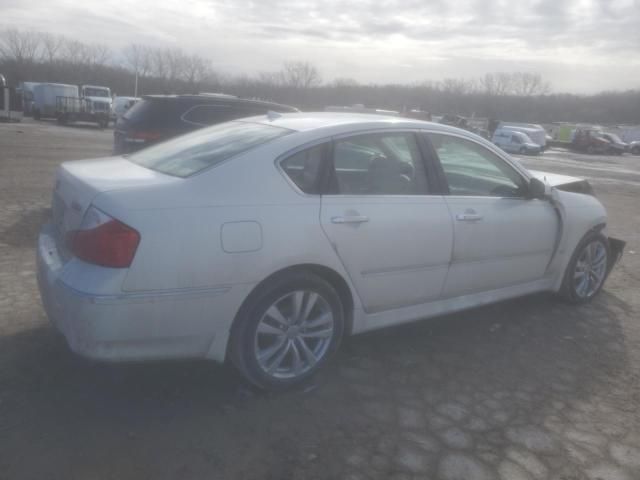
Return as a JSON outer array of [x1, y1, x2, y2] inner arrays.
[[37, 113, 624, 389]]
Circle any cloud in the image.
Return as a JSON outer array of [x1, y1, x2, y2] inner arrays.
[[1, 0, 639, 92]]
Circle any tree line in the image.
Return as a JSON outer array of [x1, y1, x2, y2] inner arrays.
[[1, 28, 639, 124]]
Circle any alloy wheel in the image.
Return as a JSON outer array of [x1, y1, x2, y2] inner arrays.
[[573, 240, 607, 298], [254, 290, 335, 379]]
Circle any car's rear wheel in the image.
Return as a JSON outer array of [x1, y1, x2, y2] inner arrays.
[[560, 232, 610, 303], [229, 272, 344, 390], [519, 147, 526, 154]]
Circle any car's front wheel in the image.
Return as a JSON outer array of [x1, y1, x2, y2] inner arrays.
[[229, 272, 345, 390], [560, 232, 610, 303]]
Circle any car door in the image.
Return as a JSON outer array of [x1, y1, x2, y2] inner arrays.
[[319, 131, 453, 313], [424, 132, 560, 298]]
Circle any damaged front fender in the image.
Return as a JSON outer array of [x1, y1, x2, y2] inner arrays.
[[608, 237, 626, 274]]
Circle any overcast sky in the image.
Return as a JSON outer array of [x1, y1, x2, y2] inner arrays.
[[2, 0, 639, 93]]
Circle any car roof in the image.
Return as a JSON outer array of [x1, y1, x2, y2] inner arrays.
[[141, 94, 297, 110], [244, 111, 468, 135]]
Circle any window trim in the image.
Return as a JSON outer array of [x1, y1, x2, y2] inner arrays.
[[421, 130, 533, 199], [275, 138, 333, 197]]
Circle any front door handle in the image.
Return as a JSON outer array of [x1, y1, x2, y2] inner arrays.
[[331, 215, 370, 224], [456, 213, 483, 222]]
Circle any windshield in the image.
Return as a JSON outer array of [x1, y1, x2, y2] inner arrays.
[[128, 121, 292, 177], [84, 88, 110, 97]]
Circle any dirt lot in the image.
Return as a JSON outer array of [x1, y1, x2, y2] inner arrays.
[[1, 120, 639, 480]]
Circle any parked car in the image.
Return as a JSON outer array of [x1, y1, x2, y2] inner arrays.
[[629, 140, 640, 155], [38, 113, 624, 390], [113, 93, 298, 154], [601, 133, 628, 155], [571, 128, 611, 154], [111, 96, 139, 122], [492, 129, 541, 155]]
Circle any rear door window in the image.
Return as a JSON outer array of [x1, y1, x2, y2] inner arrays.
[[329, 132, 429, 195]]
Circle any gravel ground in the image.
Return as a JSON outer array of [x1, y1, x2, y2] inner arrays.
[[1, 120, 639, 480]]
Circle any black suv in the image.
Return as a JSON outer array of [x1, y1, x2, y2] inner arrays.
[[113, 93, 298, 154]]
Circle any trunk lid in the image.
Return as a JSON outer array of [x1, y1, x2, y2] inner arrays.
[[51, 157, 176, 256]]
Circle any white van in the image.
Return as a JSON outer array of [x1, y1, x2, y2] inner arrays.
[[492, 128, 542, 155], [498, 122, 547, 150], [32, 83, 79, 119]]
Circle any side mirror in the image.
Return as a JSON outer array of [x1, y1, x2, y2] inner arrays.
[[528, 177, 548, 199]]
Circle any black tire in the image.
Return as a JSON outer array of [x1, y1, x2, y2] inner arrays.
[[586, 145, 595, 154], [33, 110, 41, 120], [559, 231, 610, 303], [519, 147, 526, 154], [229, 271, 345, 390], [631, 147, 640, 156]]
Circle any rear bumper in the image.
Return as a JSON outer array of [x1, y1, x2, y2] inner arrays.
[[37, 224, 248, 363]]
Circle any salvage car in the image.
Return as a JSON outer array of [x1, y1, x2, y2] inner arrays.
[[601, 133, 628, 155], [571, 127, 612, 154], [37, 113, 624, 390]]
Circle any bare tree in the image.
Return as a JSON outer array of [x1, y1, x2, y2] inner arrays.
[[40, 32, 65, 63], [257, 71, 281, 86], [183, 54, 211, 87], [123, 44, 152, 77], [278, 61, 321, 88], [512, 72, 551, 96], [479, 72, 514, 96], [439, 78, 475, 95], [150, 47, 168, 79], [86, 43, 111, 67], [61, 39, 90, 64], [0, 28, 41, 63], [332, 77, 359, 87]]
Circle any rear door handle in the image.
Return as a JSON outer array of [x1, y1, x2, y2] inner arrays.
[[456, 213, 483, 222], [331, 215, 370, 224]]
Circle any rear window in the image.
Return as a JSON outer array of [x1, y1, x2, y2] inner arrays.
[[122, 98, 184, 128], [127, 121, 292, 177]]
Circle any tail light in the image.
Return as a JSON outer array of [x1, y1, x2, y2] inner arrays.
[[128, 131, 163, 142], [67, 206, 140, 268]]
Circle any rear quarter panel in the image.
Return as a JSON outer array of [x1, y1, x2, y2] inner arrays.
[[92, 140, 354, 297]]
